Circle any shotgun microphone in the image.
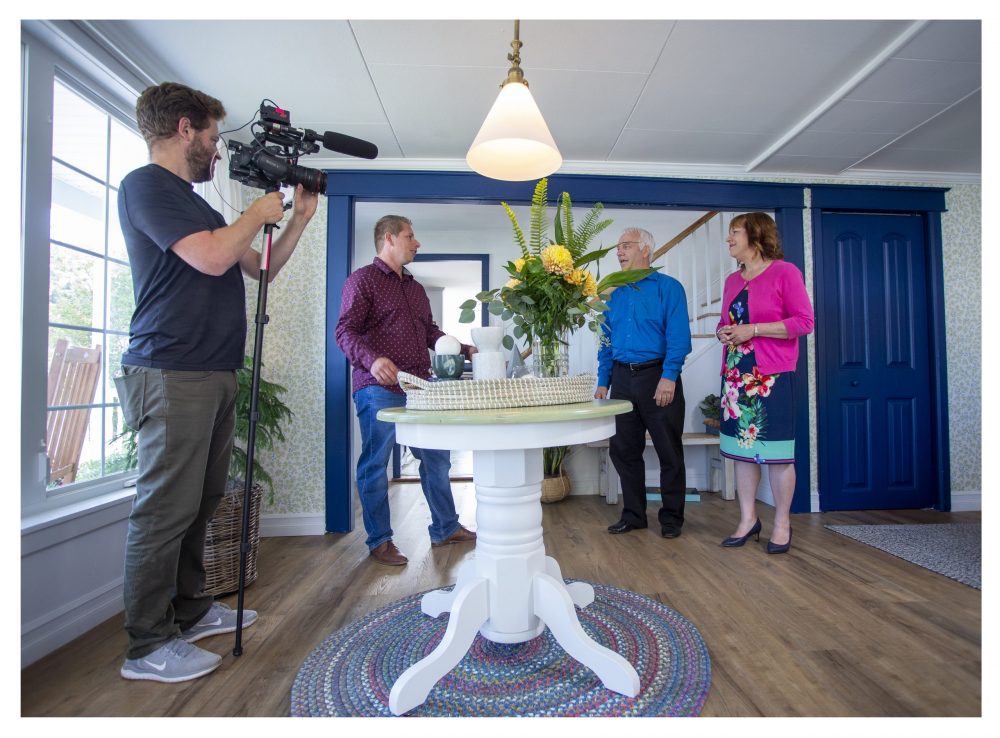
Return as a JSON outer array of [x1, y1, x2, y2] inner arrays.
[[262, 121, 378, 159]]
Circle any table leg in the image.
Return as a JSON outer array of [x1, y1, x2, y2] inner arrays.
[[389, 577, 490, 716], [533, 572, 640, 697], [389, 446, 639, 714]]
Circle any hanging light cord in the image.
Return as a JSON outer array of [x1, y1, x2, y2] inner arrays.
[[504, 20, 526, 88]]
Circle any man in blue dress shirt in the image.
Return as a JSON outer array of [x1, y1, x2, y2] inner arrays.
[[595, 228, 692, 538]]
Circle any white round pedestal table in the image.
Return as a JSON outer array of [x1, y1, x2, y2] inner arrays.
[[377, 399, 637, 716]]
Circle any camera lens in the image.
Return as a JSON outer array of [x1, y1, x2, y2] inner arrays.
[[287, 165, 327, 194]]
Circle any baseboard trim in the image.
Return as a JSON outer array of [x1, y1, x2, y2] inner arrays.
[[21, 579, 123, 668], [949, 490, 981, 512], [260, 513, 328, 537]]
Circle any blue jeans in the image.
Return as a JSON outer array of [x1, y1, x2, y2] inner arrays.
[[354, 385, 460, 550]]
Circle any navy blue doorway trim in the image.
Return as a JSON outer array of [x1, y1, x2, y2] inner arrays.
[[325, 172, 808, 532]]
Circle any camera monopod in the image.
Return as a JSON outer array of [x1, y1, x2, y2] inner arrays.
[[233, 202, 287, 658]]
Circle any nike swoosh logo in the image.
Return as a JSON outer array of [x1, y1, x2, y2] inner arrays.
[[202, 618, 222, 627], [142, 659, 167, 671]]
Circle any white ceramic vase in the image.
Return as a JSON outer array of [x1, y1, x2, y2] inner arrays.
[[470, 326, 507, 380]]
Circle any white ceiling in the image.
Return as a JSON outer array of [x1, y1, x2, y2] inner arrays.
[[80, 18, 980, 183]]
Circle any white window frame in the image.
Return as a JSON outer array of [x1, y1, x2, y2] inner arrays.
[[21, 24, 149, 520]]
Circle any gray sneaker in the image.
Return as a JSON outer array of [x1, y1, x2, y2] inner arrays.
[[120, 638, 222, 683], [180, 602, 257, 643]]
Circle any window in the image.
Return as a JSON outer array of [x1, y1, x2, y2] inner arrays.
[[45, 79, 147, 494]]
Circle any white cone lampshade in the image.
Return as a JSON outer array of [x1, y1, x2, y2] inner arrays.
[[466, 81, 562, 181]]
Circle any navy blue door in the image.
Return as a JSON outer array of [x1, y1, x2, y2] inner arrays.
[[816, 213, 935, 510]]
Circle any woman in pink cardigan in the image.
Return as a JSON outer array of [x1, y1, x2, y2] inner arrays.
[[715, 213, 814, 554]]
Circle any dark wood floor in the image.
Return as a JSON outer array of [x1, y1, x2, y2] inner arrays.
[[21, 485, 981, 717]]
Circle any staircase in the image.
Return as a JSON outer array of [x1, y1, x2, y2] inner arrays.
[[659, 211, 735, 434]]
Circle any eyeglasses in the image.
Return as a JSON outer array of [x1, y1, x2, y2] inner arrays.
[[614, 240, 641, 249]]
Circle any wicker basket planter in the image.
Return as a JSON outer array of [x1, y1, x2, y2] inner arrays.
[[540, 467, 570, 503], [203, 483, 262, 597]]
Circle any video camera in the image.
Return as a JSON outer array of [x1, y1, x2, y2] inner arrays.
[[228, 101, 378, 194]]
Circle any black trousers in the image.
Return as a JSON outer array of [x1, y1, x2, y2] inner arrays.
[[609, 364, 686, 530]]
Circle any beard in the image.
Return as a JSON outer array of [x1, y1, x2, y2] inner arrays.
[[185, 137, 216, 183]]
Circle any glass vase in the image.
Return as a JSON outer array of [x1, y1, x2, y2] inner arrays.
[[531, 331, 569, 377]]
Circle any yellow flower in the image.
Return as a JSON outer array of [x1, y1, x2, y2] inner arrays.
[[541, 244, 573, 276], [564, 268, 586, 286], [583, 271, 598, 298], [505, 278, 521, 289]]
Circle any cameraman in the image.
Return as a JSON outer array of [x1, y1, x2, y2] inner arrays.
[[115, 82, 317, 683]]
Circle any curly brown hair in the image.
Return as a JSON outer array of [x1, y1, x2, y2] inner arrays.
[[731, 212, 784, 261], [135, 82, 226, 151]]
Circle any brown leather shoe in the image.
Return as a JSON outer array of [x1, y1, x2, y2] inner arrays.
[[431, 525, 477, 547], [369, 540, 408, 566]]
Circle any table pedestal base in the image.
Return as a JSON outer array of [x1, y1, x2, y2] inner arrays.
[[389, 448, 640, 716]]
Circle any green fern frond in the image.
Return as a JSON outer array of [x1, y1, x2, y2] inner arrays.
[[502, 201, 529, 258], [560, 192, 577, 254], [529, 178, 549, 254], [575, 211, 613, 253]]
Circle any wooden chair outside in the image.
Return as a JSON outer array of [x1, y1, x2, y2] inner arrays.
[[46, 339, 103, 485]]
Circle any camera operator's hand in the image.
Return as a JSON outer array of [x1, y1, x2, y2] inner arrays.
[[292, 184, 319, 221], [247, 191, 286, 226]]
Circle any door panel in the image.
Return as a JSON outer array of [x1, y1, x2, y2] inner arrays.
[[818, 213, 935, 510]]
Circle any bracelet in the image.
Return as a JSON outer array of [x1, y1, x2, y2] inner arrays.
[[753, 324, 759, 337]]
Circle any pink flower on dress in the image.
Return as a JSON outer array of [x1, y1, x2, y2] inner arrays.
[[725, 367, 741, 386], [742, 367, 775, 398], [723, 383, 742, 420]]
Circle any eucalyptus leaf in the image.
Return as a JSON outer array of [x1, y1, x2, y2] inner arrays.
[[502, 335, 514, 350], [488, 300, 505, 316], [459, 299, 477, 310], [459, 310, 475, 323]]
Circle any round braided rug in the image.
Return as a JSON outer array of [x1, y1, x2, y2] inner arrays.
[[290, 580, 711, 717]]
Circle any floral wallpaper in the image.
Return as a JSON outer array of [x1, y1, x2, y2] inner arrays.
[[241, 192, 329, 515], [244, 176, 981, 519]]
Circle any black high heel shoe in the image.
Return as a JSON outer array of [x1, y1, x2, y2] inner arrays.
[[766, 528, 792, 554], [720, 518, 761, 547]]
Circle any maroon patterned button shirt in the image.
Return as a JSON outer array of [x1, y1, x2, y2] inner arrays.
[[335, 257, 468, 395]]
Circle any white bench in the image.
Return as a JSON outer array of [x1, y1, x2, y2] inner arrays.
[[586, 432, 735, 504]]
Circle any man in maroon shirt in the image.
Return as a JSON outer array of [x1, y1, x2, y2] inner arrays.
[[335, 215, 476, 565]]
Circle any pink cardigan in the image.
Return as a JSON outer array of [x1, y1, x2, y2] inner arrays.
[[716, 260, 814, 375]]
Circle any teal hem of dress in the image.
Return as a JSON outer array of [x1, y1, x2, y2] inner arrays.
[[720, 434, 795, 464]]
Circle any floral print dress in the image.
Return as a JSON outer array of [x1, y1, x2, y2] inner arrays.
[[719, 286, 796, 464]]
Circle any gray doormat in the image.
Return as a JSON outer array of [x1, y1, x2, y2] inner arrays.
[[825, 523, 981, 589]]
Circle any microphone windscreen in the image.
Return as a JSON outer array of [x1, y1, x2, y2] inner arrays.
[[321, 131, 378, 160]]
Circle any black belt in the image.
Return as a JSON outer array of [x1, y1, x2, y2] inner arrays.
[[615, 358, 664, 372]]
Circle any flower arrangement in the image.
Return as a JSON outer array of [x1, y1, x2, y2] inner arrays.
[[458, 178, 656, 365]]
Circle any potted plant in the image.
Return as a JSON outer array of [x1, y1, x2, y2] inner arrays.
[[112, 355, 293, 594], [540, 445, 570, 503], [699, 393, 721, 435]]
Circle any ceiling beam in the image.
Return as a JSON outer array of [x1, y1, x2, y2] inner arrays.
[[744, 19, 930, 173]]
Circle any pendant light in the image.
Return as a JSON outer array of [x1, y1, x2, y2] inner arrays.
[[466, 20, 562, 181]]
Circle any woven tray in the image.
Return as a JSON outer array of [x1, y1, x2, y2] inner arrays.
[[398, 371, 596, 410]]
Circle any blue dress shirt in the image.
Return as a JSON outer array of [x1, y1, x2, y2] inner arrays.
[[597, 272, 692, 386]]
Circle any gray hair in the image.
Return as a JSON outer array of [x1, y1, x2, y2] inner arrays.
[[621, 227, 655, 255]]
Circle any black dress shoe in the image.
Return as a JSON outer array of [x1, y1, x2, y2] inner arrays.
[[720, 518, 762, 547], [766, 528, 792, 554], [660, 527, 682, 539], [607, 520, 646, 534]]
